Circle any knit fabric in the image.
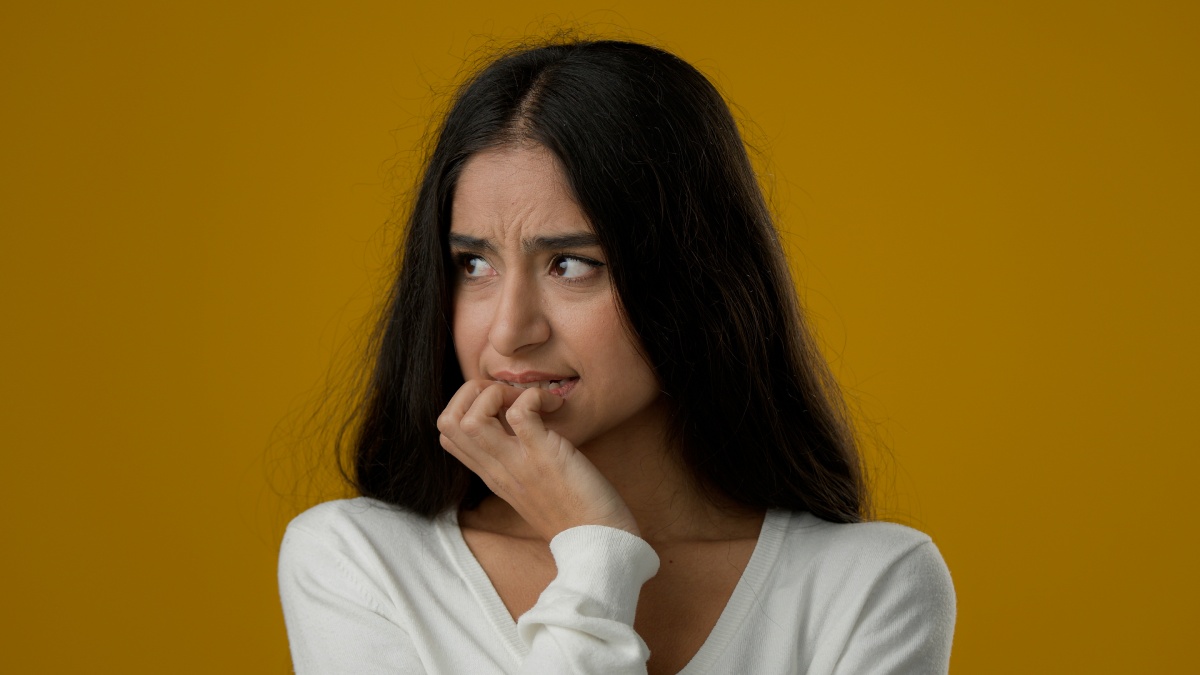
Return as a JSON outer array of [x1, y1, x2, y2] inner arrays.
[[279, 498, 955, 674]]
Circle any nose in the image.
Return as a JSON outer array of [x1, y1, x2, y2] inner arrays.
[[488, 274, 550, 356]]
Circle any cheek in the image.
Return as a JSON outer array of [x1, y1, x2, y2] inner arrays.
[[585, 315, 658, 396]]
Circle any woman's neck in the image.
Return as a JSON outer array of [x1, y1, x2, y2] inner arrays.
[[588, 452, 763, 544]]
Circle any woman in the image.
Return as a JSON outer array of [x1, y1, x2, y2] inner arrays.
[[279, 39, 955, 674]]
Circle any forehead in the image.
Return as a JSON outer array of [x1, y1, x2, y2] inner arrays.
[[449, 144, 592, 240]]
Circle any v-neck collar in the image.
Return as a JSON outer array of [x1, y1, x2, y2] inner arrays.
[[676, 509, 788, 673], [436, 509, 789, 674]]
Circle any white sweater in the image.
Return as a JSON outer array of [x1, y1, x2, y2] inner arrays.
[[279, 498, 955, 674]]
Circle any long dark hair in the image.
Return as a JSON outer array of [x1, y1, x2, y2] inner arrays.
[[345, 39, 868, 523]]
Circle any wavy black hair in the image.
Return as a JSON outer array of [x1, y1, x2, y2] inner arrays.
[[345, 39, 868, 523]]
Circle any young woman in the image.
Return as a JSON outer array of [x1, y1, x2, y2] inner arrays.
[[279, 39, 956, 674]]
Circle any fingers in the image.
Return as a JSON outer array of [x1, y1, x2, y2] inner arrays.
[[438, 379, 492, 433], [437, 379, 485, 448], [459, 384, 509, 443], [505, 387, 564, 450], [437, 381, 530, 495], [438, 381, 570, 493], [439, 381, 508, 454]]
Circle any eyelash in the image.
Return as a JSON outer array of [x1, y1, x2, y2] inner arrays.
[[451, 252, 605, 285]]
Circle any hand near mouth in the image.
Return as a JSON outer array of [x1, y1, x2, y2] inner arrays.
[[437, 379, 639, 542]]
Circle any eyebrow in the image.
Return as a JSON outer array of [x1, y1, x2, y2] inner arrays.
[[448, 232, 601, 254]]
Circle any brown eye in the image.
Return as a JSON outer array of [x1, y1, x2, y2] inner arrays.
[[550, 255, 602, 280], [458, 255, 496, 278]]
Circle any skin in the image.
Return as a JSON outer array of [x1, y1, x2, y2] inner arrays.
[[436, 143, 764, 674]]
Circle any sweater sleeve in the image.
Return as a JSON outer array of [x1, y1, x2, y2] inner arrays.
[[515, 526, 661, 674], [278, 525, 426, 675], [831, 541, 957, 675]]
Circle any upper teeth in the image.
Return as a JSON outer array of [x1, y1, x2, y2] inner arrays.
[[498, 379, 567, 389]]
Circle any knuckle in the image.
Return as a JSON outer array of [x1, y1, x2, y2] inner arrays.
[[459, 415, 484, 437]]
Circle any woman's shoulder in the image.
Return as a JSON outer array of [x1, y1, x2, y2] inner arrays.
[[286, 496, 436, 536], [776, 512, 937, 558], [281, 497, 452, 574], [744, 513, 956, 671], [278, 498, 486, 661], [288, 494, 434, 530], [768, 510, 954, 598]]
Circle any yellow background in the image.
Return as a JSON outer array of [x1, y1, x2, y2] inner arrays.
[[3, 1, 1196, 672]]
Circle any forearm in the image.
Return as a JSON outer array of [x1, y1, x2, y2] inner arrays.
[[516, 526, 660, 674]]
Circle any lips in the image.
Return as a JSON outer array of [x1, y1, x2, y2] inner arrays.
[[490, 371, 579, 398]]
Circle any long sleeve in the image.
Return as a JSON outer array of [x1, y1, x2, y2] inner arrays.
[[828, 541, 957, 674], [278, 525, 425, 675], [516, 526, 661, 674]]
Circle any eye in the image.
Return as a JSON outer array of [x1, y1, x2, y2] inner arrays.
[[550, 255, 603, 281], [456, 254, 496, 279]]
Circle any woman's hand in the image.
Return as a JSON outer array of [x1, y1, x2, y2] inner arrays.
[[437, 380, 639, 541]]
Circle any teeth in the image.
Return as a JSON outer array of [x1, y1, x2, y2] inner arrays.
[[498, 379, 567, 389]]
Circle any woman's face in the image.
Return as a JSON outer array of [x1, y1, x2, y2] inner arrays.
[[449, 144, 665, 449]]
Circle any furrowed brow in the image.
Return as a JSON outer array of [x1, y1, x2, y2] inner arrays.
[[523, 233, 600, 254], [448, 233, 495, 252]]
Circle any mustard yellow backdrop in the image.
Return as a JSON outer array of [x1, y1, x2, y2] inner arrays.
[[3, 1, 1196, 672]]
